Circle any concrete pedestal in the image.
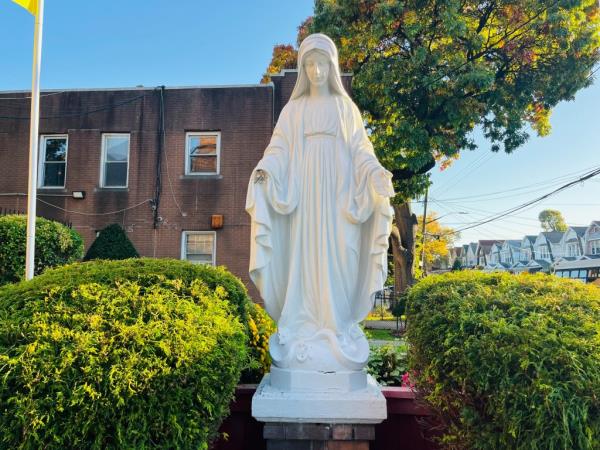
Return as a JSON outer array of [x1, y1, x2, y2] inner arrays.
[[252, 372, 387, 424], [264, 423, 375, 450]]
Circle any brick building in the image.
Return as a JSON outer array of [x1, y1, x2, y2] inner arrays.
[[0, 71, 351, 298]]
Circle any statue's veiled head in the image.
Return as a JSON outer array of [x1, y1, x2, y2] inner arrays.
[[290, 33, 349, 100]]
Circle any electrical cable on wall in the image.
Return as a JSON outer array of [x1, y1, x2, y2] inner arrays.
[[158, 87, 186, 218], [37, 197, 153, 216], [0, 92, 150, 120]]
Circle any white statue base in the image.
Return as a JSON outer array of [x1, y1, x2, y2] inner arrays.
[[252, 369, 387, 424]]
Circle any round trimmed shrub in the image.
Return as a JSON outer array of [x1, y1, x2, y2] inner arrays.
[[0, 215, 83, 285], [407, 271, 600, 450], [0, 259, 250, 449], [84, 223, 139, 261]]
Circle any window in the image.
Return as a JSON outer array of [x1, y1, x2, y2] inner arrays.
[[589, 239, 600, 255], [101, 134, 130, 187], [185, 132, 220, 175], [567, 242, 580, 257], [490, 251, 498, 264], [538, 245, 550, 260], [39, 135, 68, 188], [181, 231, 216, 265], [520, 248, 531, 262]]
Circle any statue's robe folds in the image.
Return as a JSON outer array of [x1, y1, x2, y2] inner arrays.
[[246, 95, 392, 370]]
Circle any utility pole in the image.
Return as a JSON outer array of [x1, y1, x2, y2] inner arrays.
[[420, 186, 428, 276]]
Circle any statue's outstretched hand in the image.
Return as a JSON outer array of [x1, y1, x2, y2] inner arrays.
[[254, 169, 268, 184], [372, 169, 395, 197]]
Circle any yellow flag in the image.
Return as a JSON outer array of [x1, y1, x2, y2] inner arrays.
[[12, 0, 38, 15]]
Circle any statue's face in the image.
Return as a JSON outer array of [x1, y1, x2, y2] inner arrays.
[[304, 51, 330, 88]]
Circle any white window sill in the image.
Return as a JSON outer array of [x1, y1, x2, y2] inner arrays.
[[180, 174, 223, 180], [94, 187, 129, 192], [37, 188, 68, 193]]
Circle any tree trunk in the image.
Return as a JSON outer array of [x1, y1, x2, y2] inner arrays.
[[390, 202, 418, 294]]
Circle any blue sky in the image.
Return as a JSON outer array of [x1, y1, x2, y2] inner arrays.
[[1, 0, 599, 246]]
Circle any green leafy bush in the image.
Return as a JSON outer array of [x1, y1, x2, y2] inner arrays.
[[0, 259, 249, 449], [407, 271, 600, 450], [367, 344, 408, 387], [242, 302, 276, 383], [0, 215, 83, 285], [84, 223, 139, 261]]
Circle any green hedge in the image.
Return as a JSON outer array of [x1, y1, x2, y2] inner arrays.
[[0, 215, 83, 285], [1, 258, 251, 322], [0, 259, 250, 449], [407, 271, 600, 450], [243, 302, 276, 383], [84, 224, 139, 261]]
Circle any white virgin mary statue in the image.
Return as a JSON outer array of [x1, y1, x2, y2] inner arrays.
[[246, 33, 394, 377]]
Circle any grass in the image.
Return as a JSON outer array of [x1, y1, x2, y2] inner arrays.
[[364, 328, 402, 341]]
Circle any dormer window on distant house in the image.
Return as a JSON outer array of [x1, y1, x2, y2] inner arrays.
[[520, 248, 531, 262], [490, 247, 499, 264], [500, 248, 511, 264], [538, 244, 550, 260], [590, 239, 600, 255], [566, 241, 581, 257], [185, 132, 221, 175]]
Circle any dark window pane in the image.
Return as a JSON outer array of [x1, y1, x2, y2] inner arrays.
[[104, 162, 128, 186], [190, 155, 217, 173], [105, 136, 129, 162], [45, 139, 67, 162], [43, 163, 65, 187]]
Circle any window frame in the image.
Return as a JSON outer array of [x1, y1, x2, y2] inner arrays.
[[566, 242, 580, 257], [180, 231, 217, 266], [184, 131, 221, 176], [38, 134, 68, 189], [100, 133, 130, 188], [589, 239, 600, 255]]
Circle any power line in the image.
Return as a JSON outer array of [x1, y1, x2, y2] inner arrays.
[[431, 152, 491, 195], [433, 165, 600, 202], [433, 153, 495, 195], [0, 91, 150, 120], [438, 166, 600, 236], [430, 199, 537, 236], [0, 91, 67, 101]]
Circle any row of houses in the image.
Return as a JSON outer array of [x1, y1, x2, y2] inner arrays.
[[450, 221, 600, 284]]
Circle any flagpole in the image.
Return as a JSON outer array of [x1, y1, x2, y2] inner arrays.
[[25, 0, 44, 280]]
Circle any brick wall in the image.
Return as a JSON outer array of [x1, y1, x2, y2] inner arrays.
[[0, 70, 353, 300], [0, 84, 276, 299]]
